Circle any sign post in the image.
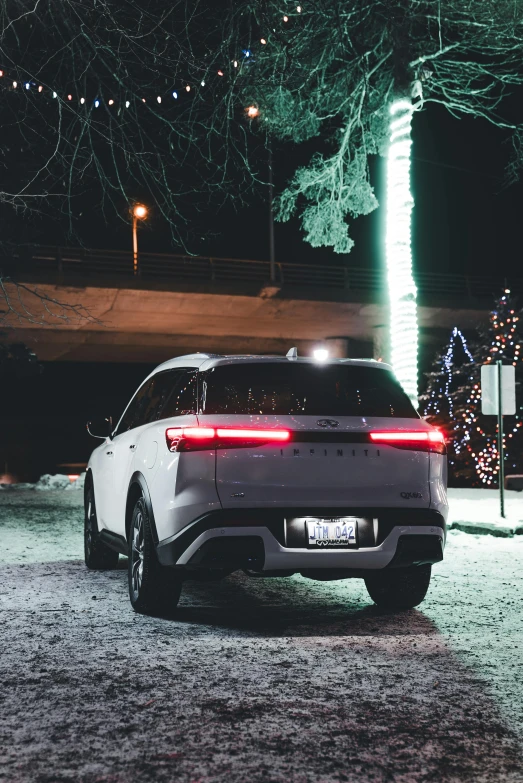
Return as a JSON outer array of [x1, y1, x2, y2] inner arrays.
[[481, 362, 516, 519]]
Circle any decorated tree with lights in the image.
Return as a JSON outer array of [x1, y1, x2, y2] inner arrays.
[[448, 289, 523, 486], [201, 0, 523, 405], [421, 326, 475, 433]]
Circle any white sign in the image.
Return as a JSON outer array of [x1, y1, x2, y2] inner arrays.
[[481, 364, 516, 416]]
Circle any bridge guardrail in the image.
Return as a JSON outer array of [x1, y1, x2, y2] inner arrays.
[[4, 245, 520, 300]]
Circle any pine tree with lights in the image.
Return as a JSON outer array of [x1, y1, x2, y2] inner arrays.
[[421, 326, 475, 436], [451, 290, 523, 486]]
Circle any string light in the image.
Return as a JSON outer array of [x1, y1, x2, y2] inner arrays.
[[173, 91, 178, 99], [125, 100, 130, 108], [108, 98, 114, 105], [156, 96, 161, 103], [94, 99, 100, 107], [38, 85, 43, 93], [283, 15, 289, 22], [185, 84, 191, 91], [80, 97, 85, 104], [386, 99, 417, 406], [260, 38, 267, 44]]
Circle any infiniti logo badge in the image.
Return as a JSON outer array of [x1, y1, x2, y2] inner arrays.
[[317, 419, 340, 428]]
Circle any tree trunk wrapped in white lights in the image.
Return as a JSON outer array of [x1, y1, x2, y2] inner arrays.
[[386, 99, 418, 406]]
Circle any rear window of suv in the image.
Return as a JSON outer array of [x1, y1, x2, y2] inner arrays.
[[200, 363, 418, 418]]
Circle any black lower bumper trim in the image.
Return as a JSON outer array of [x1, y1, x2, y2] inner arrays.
[[386, 535, 444, 568], [185, 536, 265, 571], [156, 507, 446, 568]]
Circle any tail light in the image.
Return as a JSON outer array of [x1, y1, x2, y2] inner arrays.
[[165, 426, 291, 452], [369, 430, 446, 454]]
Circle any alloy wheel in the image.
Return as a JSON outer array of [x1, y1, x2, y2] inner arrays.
[[131, 510, 145, 599]]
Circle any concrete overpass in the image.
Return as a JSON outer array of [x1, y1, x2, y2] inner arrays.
[[1, 246, 513, 363]]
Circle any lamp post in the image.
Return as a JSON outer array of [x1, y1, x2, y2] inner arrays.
[[132, 204, 147, 275], [245, 105, 276, 284]]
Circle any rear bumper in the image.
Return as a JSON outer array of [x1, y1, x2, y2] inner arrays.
[[156, 508, 446, 573]]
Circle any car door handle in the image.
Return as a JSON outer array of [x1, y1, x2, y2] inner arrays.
[[129, 444, 136, 451]]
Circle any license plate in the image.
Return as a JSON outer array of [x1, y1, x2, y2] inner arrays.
[[306, 518, 358, 548]]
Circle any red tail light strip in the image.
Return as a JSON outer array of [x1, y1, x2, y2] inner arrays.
[[369, 430, 445, 453], [165, 426, 290, 452], [215, 428, 290, 441], [165, 426, 445, 453]]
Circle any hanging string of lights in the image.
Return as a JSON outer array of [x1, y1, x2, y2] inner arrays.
[[0, 5, 305, 109]]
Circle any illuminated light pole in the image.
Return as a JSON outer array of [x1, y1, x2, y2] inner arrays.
[[132, 204, 148, 275], [385, 99, 418, 407], [245, 104, 276, 283]]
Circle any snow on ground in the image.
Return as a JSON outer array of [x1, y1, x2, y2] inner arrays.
[[1, 491, 523, 781], [447, 488, 523, 534], [0, 472, 86, 491]]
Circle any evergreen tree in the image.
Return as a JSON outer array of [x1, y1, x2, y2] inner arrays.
[[421, 327, 475, 482]]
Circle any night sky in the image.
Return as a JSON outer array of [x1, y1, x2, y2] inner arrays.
[[1, 102, 523, 481]]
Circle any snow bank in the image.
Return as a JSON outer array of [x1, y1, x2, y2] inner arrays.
[[448, 487, 523, 535], [0, 473, 86, 491]]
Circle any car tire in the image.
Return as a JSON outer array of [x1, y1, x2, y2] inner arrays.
[[128, 496, 183, 616], [364, 564, 432, 610], [84, 485, 120, 570]]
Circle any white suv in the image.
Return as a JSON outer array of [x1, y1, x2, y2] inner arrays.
[[85, 353, 448, 615]]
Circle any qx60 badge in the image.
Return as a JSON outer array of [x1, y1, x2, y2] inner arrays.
[[317, 419, 340, 428]]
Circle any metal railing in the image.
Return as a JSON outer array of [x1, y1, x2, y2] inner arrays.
[[5, 245, 520, 300]]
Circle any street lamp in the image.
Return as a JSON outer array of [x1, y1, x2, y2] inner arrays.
[[132, 204, 148, 275], [244, 105, 276, 284]]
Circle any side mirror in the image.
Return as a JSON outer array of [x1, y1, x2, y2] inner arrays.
[[86, 416, 113, 440]]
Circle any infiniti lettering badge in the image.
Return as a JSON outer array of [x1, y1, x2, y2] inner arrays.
[[317, 419, 340, 428]]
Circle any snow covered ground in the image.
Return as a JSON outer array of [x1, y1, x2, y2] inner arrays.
[[1, 490, 523, 781], [447, 488, 523, 535]]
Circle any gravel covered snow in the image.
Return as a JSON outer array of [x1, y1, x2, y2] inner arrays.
[[1, 491, 523, 782]]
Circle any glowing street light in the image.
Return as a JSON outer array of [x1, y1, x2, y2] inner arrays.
[[132, 204, 148, 275], [313, 348, 329, 362]]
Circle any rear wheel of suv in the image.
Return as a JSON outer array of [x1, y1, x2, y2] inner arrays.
[[128, 496, 183, 616], [364, 565, 432, 610], [84, 485, 119, 570]]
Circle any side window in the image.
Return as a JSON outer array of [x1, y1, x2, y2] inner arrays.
[[114, 379, 155, 435], [159, 370, 198, 419], [141, 372, 180, 424], [115, 369, 198, 435]]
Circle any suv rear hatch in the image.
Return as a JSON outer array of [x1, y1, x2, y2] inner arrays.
[[198, 361, 436, 509]]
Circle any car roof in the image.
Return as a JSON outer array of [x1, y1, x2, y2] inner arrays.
[[147, 353, 393, 379]]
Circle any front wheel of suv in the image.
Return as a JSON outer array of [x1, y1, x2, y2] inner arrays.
[[128, 496, 183, 616], [84, 485, 119, 570], [364, 565, 432, 610]]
